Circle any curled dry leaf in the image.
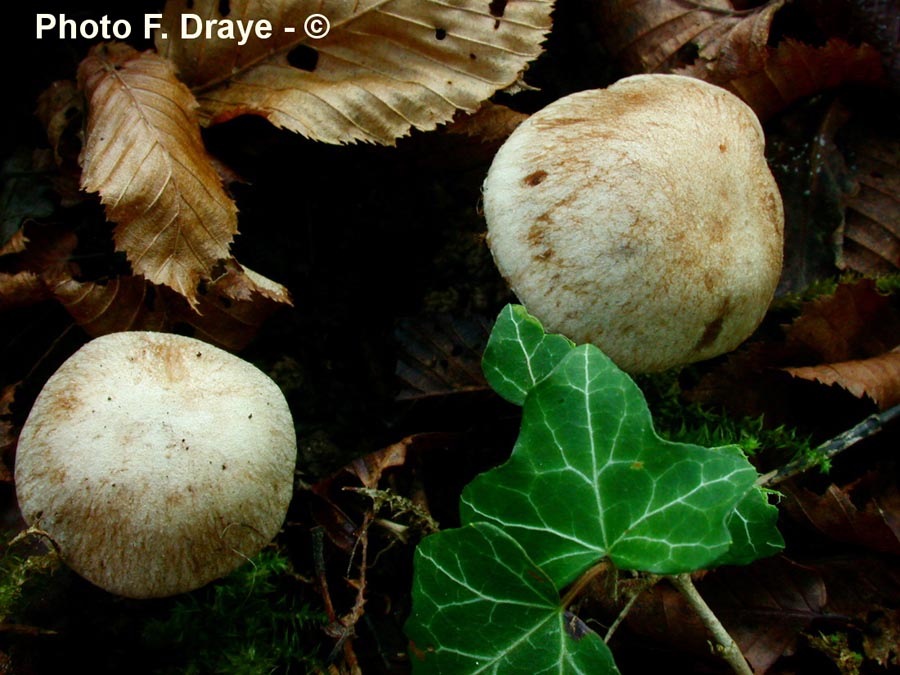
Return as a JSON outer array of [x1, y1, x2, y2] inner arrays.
[[77, 42, 238, 307], [687, 280, 900, 420], [209, 258, 293, 306], [783, 281, 900, 413], [50, 265, 291, 351], [592, 0, 783, 77], [50, 274, 168, 336], [782, 473, 900, 555], [157, 0, 554, 145], [0, 228, 27, 256], [784, 347, 900, 410]]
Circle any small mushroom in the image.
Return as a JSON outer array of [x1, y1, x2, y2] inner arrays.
[[483, 74, 784, 372], [14, 332, 297, 599]]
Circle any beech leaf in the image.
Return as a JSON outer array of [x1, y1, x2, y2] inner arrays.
[[841, 130, 900, 275], [77, 42, 238, 307], [784, 348, 900, 410], [594, 0, 783, 77], [394, 313, 493, 401], [51, 265, 290, 351], [157, 0, 554, 145], [712, 38, 885, 121]]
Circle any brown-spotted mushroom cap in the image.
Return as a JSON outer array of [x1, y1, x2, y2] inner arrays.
[[483, 74, 784, 372], [14, 332, 297, 599]]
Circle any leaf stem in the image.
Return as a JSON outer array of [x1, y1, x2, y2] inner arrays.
[[669, 574, 753, 675], [560, 561, 609, 609], [757, 402, 900, 486]]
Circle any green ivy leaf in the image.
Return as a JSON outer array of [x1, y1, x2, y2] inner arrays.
[[482, 304, 574, 406], [405, 305, 783, 674], [464, 310, 778, 587], [717, 487, 784, 566], [405, 522, 619, 675]]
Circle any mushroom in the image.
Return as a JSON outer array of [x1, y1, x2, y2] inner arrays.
[[482, 74, 784, 372], [14, 331, 297, 599]]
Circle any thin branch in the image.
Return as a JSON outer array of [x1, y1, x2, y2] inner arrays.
[[757, 402, 900, 486], [670, 574, 753, 675], [604, 574, 661, 643]]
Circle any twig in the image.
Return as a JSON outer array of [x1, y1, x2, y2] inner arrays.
[[757, 402, 900, 486], [604, 574, 661, 643], [670, 574, 753, 675]]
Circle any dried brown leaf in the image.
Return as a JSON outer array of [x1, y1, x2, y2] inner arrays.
[[720, 38, 884, 121], [840, 131, 900, 274], [157, 0, 553, 145], [782, 473, 900, 554], [77, 43, 238, 307], [0, 229, 27, 256], [785, 279, 900, 362], [50, 274, 168, 335], [594, 0, 783, 76], [784, 347, 900, 409], [0, 272, 51, 311], [211, 259, 293, 306], [394, 313, 492, 401], [51, 266, 290, 351], [346, 440, 409, 491], [444, 103, 530, 144], [687, 280, 900, 421]]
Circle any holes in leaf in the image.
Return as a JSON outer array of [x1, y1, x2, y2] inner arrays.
[[218, 0, 230, 16], [288, 45, 319, 72], [489, 0, 507, 18], [186, 0, 194, 9], [435, 27, 447, 40]]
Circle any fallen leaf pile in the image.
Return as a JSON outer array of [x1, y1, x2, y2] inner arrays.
[[1, 0, 554, 388]]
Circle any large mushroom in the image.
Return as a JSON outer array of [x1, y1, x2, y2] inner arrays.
[[482, 74, 784, 372], [14, 331, 297, 599]]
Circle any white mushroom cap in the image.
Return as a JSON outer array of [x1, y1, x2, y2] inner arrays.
[[483, 74, 784, 372], [14, 332, 297, 599]]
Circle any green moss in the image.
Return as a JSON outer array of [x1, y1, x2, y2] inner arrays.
[[0, 529, 62, 623], [635, 371, 813, 461], [144, 548, 326, 675], [874, 272, 900, 296], [807, 631, 864, 675]]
